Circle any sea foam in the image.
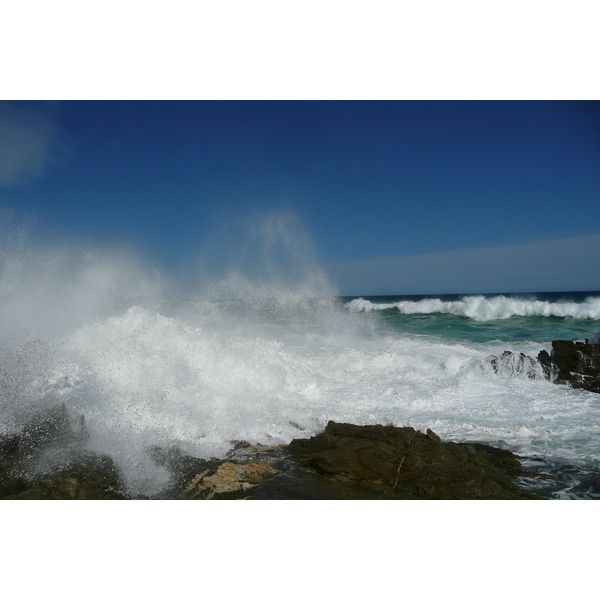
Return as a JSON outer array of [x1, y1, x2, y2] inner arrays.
[[2, 209, 600, 496], [347, 295, 600, 321]]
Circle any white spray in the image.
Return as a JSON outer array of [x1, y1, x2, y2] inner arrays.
[[2, 208, 600, 496]]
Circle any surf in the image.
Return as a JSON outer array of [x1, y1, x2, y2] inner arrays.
[[347, 294, 600, 321], [2, 208, 600, 497]]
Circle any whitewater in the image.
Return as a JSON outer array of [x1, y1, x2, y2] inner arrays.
[[347, 295, 600, 322], [2, 213, 600, 498]]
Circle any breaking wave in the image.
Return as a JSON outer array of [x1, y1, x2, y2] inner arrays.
[[2, 208, 600, 497], [347, 295, 600, 321]]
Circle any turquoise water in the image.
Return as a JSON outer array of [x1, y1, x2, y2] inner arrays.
[[345, 292, 600, 344], [341, 291, 600, 499], [355, 311, 593, 344]]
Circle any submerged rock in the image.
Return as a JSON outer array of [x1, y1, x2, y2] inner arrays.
[[537, 340, 600, 393]]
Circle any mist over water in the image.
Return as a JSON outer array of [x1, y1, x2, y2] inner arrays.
[[0, 210, 349, 493], [0, 209, 167, 344], [2, 208, 600, 497]]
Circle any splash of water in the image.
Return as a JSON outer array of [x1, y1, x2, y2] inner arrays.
[[0, 209, 167, 344], [0, 208, 348, 493], [2, 208, 600, 496]]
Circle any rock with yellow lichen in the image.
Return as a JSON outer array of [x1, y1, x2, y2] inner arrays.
[[185, 461, 280, 499]]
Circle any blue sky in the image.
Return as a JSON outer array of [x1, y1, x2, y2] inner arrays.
[[1, 100, 599, 296]]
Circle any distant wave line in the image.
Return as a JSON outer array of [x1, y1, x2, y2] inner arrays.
[[346, 295, 600, 321]]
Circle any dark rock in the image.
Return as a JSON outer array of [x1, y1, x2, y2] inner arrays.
[[148, 442, 286, 499], [426, 428, 441, 444], [185, 461, 281, 499], [1, 403, 74, 492], [0, 403, 86, 460], [249, 421, 542, 500], [537, 341, 600, 393], [146, 445, 216, 498], [488, 350, 539, 379], [537, 349, 553, 378], [0, 403, 126, 500], [1, 451, 127, 500], [0, 408, 550, 500], [0, 477, 28, 498], [2, 475, 128, 500], [147, 445, 213, 480], [48, 449, 123, 490]]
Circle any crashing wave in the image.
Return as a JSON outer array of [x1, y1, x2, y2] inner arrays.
[[346, 295, 600, 322]]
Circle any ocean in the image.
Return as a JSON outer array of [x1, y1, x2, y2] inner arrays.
[[2, 213, 600, 499], [2, 282, 599, 498], [343, 292, 600, 499]]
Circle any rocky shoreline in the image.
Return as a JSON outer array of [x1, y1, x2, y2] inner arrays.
[[537, 340, 600, 393], [2, 339, 598, 500], [485, 339, 600, 393], [0, 404, 547, 500]]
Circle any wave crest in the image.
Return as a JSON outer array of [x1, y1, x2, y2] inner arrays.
[[346, 295, 600, 321]]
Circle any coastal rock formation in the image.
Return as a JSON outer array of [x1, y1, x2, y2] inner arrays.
[[488, 350, 539, 379], [247, 421, 541, 500], [0, 403, 126, 499], [2, 468, 126, 500], [185, 461, 280, 499], [152, 441, 285, 499], [537, 340, 600, 393], [485, 339, 600, 394], [0, 403, 87, 460], [145, 423, 544, 499], [1, 407, 544, 499]]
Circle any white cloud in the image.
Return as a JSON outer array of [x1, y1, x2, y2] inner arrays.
[[327, 234, 600, 295], [0, 102, 59, 188]]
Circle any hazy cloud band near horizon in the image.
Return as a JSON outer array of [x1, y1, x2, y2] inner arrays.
[[327, 233, 600, 296]]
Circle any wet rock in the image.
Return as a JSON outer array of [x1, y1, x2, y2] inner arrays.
[[488, 350, 539, 379], [48, 449, 123, 490], [0, 477, 28, 497], [227, 440, 287, 459], [251, 421, 542, 500], [185, 461, 280, 499], [3, 476, 128, 500], [0, 403, 126, 500], [147, 441, 286, 498], [147, 445, 215, 495], [0, 408, 546, 500], [146, 447, 228, 499], [1, 445, 126, 500], [0, 403, 87, 461], [537, 349, 553, 378], [1, 403, 75, 493], [153, 423, 543, 500], [537, 340, 600, 393]]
